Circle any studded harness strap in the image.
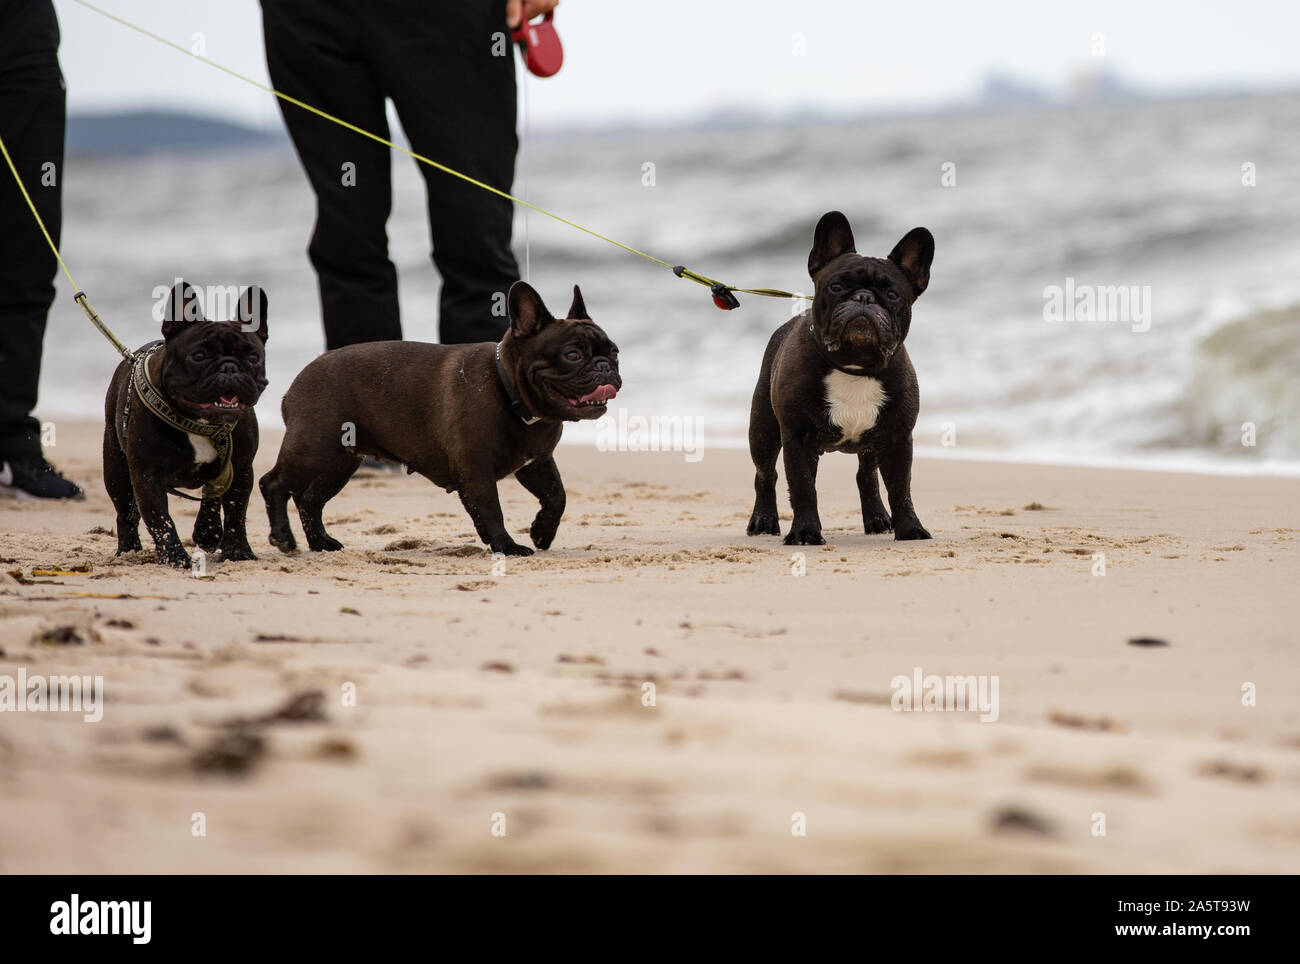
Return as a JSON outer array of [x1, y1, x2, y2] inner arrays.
[[124, 342, 235, 500]]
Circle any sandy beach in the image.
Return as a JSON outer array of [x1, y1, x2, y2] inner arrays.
[[1, 419, 1298, 874]]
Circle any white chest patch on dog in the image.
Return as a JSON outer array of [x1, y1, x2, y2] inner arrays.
[[188, 433, 219, 464], [824, 370, 887, 442]]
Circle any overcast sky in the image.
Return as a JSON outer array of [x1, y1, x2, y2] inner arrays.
[[53, 0, 1300, 129]]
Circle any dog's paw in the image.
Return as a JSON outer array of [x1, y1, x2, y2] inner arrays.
[[747, 511, 781, 536], [268, 529, 298, 553], [863, 512, 892, 534], [193, 511, 222, 552], [894, 523, 931, 541], [219, 544, 257, 562], [159, 547, 193, 569], [497, 541, 534, 557], [530, 519, 559, 551], [783, 525, 825, 546], [308, 534, 344, 552], [193, 531, 221, 552]]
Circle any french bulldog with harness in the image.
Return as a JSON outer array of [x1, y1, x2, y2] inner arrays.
[[102, 281, 268, 568]]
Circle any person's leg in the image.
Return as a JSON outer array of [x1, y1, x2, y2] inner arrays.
[[0, 0, 63, 462], [367, 0, 520, 344], [261, 0, 400, 349]]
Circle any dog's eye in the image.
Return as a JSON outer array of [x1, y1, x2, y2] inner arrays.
[[885, 289, 900, 301], [191, 350, 207, 362], [828, 283, 843, 293], [564, 347, 583, 362]]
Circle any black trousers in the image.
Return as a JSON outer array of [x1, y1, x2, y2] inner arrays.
[[0, 0, 63, 459], [261, 0, 520, 348]]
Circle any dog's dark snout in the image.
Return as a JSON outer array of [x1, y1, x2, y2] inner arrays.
[[848, 317, 875, 348], [219, 359, 239, 375], [851, 289, 875, 304]]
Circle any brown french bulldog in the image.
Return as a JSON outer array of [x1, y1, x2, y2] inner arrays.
[[103, 281, 268, 568], [260, 281, 620, 557]]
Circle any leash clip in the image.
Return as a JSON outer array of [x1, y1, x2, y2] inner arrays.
[[673, 265, 741, 310], [710, 284, 740, 311]]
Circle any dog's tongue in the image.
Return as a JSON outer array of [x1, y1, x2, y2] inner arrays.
[[219, 395, 240, 406], [577, 384, 617, 404]]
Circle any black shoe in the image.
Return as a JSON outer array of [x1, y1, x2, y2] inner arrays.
[[0, 455, 85, 500]]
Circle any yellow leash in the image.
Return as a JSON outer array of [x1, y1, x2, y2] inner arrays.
[[0, 131, 131, 359], [64, 0, 799, 309]]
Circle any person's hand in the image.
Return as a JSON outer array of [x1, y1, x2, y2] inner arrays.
[[506, 0, 559, 30]]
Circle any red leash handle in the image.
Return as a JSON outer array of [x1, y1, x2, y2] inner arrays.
[[511, 10, 564, 77]]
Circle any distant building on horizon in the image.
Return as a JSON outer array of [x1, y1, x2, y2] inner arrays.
[[974, 72, 1050, 110], [1066, 67, 1140, 104]]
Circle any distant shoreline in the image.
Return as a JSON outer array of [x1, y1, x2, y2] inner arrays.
[[65, 87, 1300, 154]]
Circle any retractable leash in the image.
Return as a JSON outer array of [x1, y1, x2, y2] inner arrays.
[[513, 11, 564, 281], [512, 10, 564, 78], [46, 0, 800, 316]]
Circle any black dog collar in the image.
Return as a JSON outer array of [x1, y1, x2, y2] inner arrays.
[[495, 342, 540, 425], [129, 342, 236, 499]]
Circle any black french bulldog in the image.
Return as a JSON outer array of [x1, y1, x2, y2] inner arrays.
[[747, 211, 934, 545], [103, 281, 269, 568], [260, 281, 620, 557]]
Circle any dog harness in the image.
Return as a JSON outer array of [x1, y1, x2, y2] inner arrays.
[[124, 341, 236, 500]]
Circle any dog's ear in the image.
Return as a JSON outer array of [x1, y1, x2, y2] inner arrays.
[[808, 211, 857, 278], [236, 285, 269, 343], [567, 284, 589, 320], [162, 280, 204, 339], [888, 227, 935, 298], [508, 281, 555, 337]]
